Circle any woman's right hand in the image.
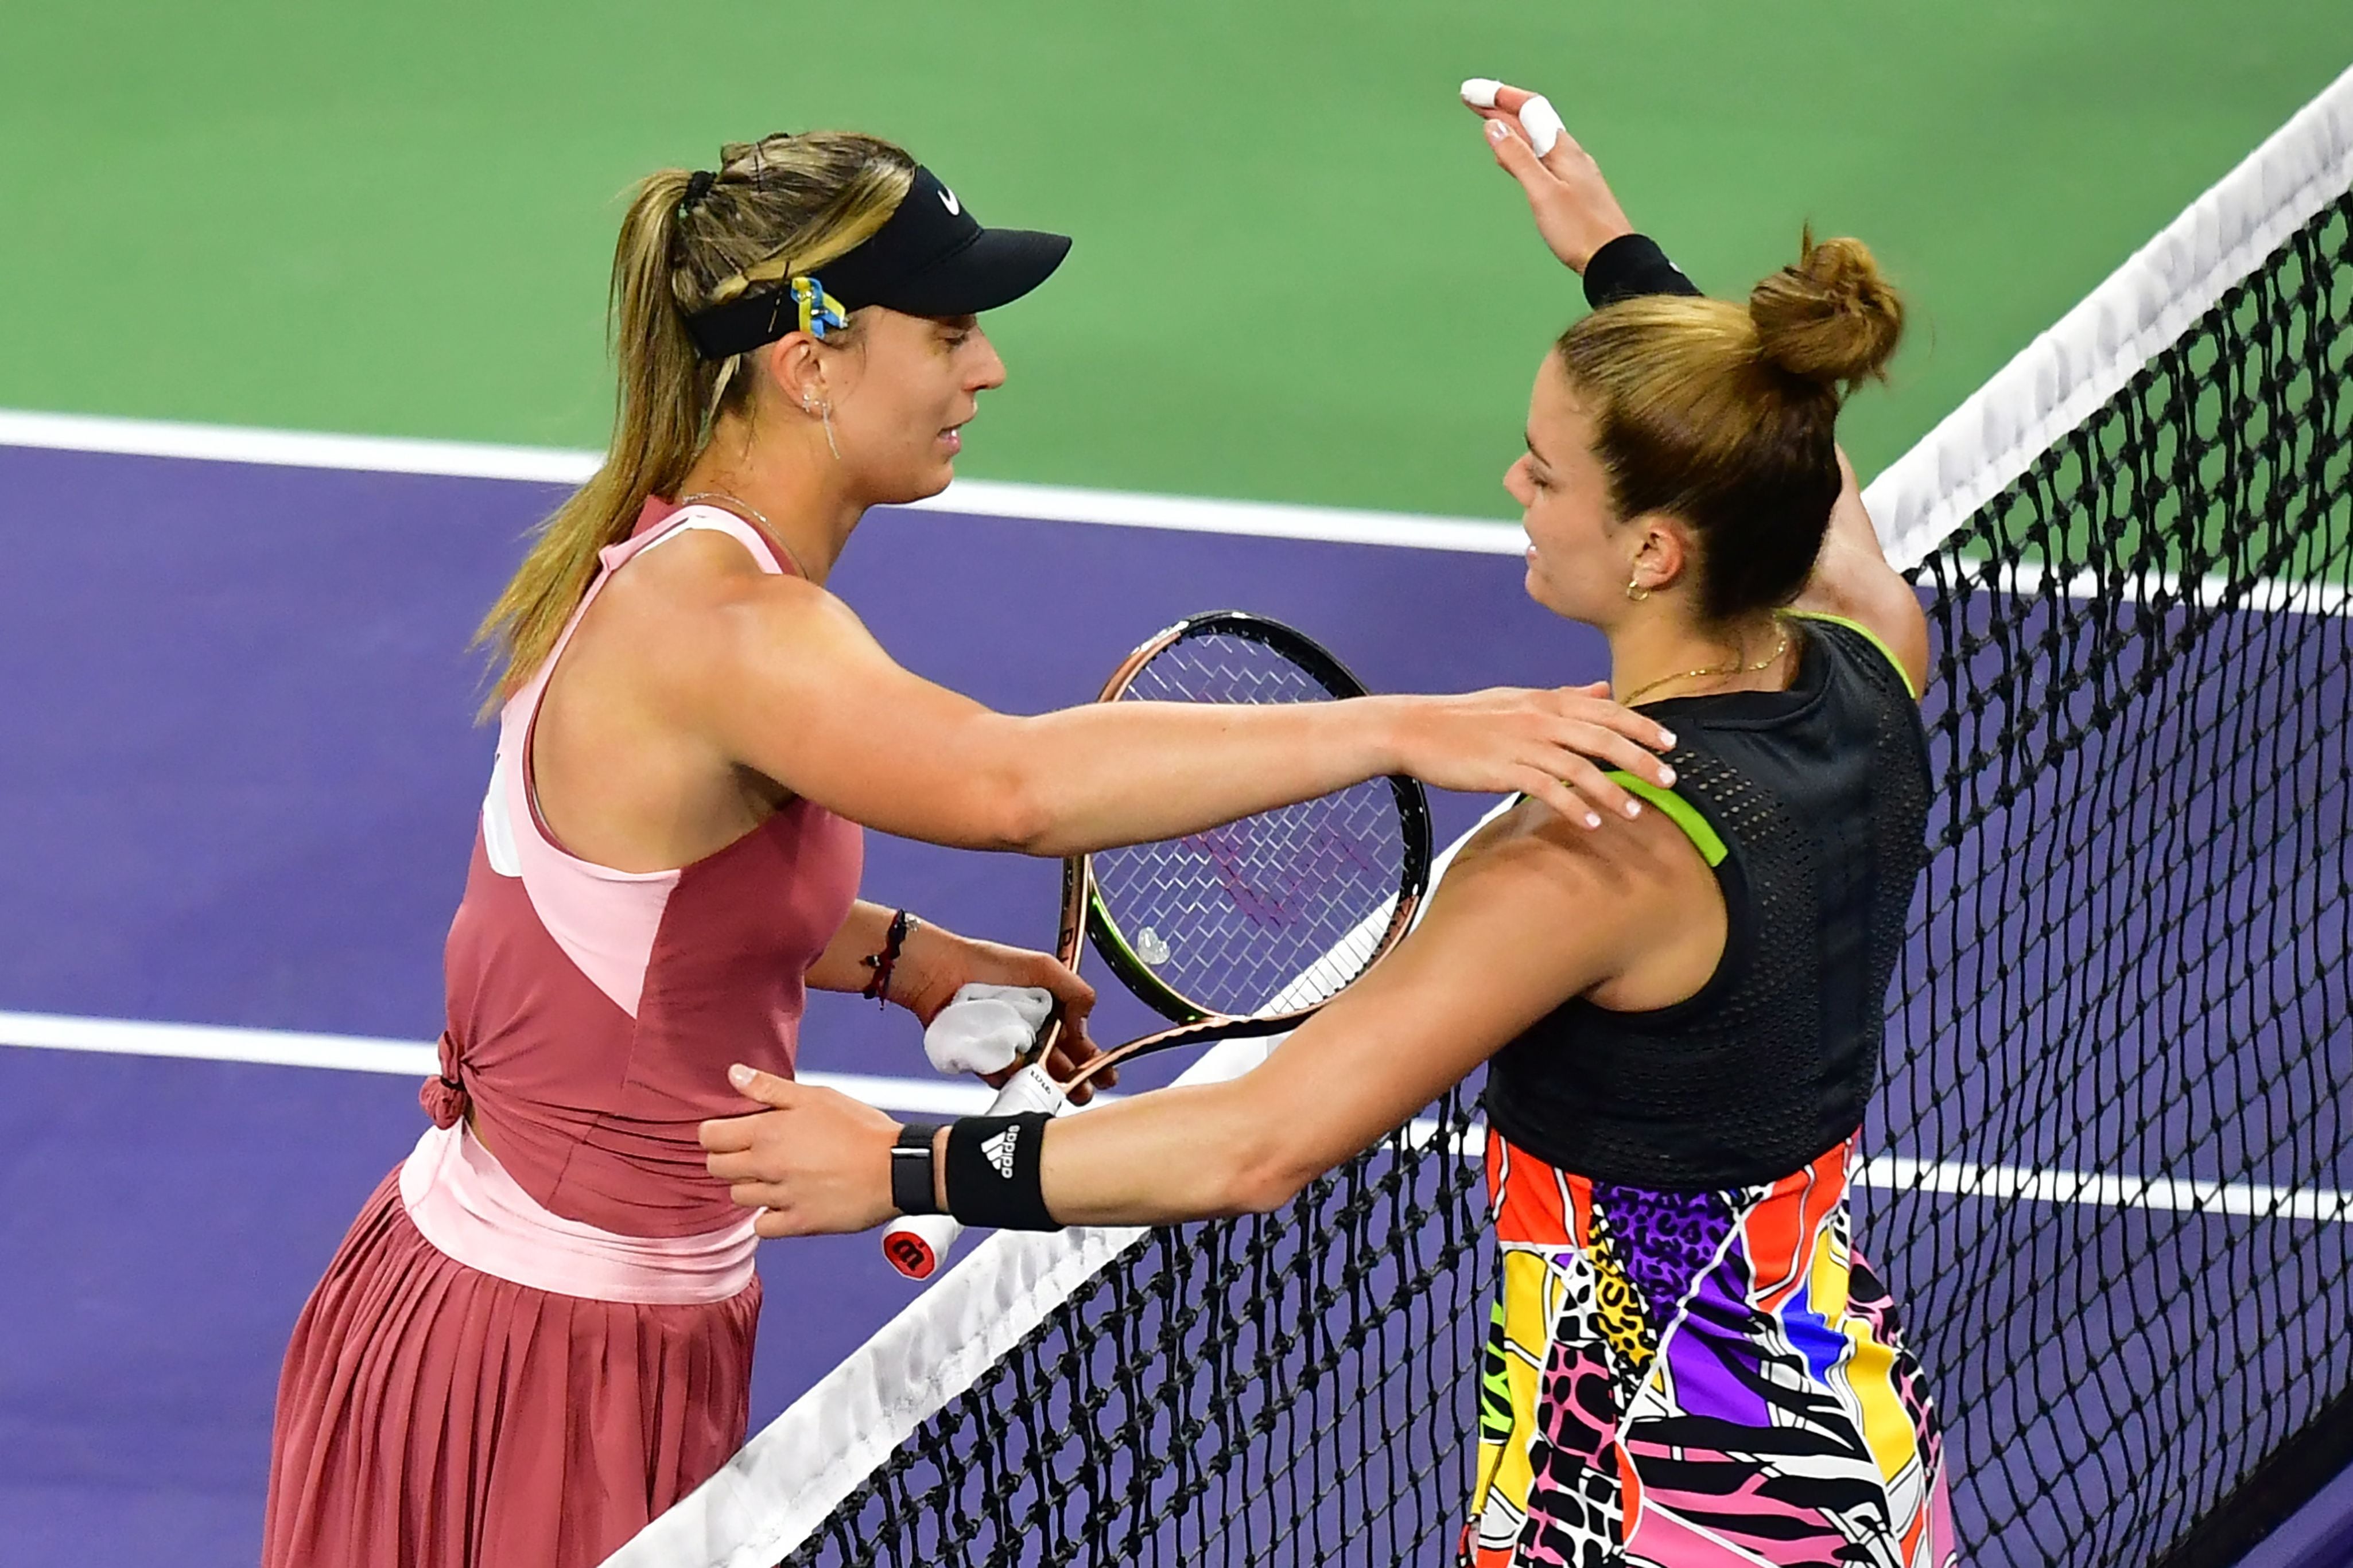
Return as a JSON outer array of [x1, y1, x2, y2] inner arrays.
[[1465, 82, 1635, 275], [1384, 683, 1677, 829]]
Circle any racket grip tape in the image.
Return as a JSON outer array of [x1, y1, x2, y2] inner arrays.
[[881, 1063, 1069, 1281]]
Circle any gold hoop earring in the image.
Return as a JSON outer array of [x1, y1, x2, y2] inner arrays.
[[1625, 573, 1651, 602]]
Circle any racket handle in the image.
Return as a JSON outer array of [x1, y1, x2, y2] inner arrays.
[[882, 1063, 1069, 1281]]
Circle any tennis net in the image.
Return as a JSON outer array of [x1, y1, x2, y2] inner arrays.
[[614, 63, 2353, 1568]]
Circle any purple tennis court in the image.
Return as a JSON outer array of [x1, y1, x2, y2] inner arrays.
[[4, 406, 2348, 1566], [0, 438, 1593, 1562]]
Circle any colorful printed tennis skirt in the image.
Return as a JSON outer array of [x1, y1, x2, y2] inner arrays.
[[1461, 1131, 1958, 1567]]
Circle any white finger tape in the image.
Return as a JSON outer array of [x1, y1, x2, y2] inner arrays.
[[1459, 77, 1502, 109], [1519, 94, 1564, 157]]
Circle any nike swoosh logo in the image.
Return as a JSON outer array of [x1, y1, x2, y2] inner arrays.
[[939, 188, 961, 216]]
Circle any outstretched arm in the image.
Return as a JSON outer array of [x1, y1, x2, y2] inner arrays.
[[701, 800, 1699, 1236], [636, 535, 1678, 854], [1025, 806, 1672, 1223]]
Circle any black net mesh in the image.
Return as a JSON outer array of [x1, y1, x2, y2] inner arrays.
[[785, 1102, 1490, 1567], [1871, 188, 2353, 1567], [772, 190, 2353, 1567]]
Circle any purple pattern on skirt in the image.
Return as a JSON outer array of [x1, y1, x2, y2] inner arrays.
[[1588, 1182, 1733, 1325], [1659, 1239, 1774, 1428]]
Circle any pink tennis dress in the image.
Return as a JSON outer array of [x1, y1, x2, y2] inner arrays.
[[262, 497, 864, 1567]]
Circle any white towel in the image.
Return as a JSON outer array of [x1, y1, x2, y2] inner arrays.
[[922, 983, 1055, 1076]]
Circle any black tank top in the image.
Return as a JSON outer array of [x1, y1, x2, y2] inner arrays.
[[1482, 614, 1932, 1190]]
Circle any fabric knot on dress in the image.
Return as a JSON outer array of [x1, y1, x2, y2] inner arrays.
[[420, 1075, 468, 1129], [421, 1032, 470, 1129]]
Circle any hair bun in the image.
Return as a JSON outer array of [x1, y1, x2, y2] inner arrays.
[[1748, 229, 1904, 392]]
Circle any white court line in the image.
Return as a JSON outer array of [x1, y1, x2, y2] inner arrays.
[[1967, 557, 2352, 618], [5, 1007, 2344, 1223], [0, 408, 603, 485], [1859, 1153, 2353, 1227], [8, 406, 2345, 602], [0, 1008, 1016, 1117], [0, 407, 1523, 556]]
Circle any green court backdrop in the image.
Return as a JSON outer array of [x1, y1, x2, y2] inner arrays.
[[2, 1, 2347, 518]]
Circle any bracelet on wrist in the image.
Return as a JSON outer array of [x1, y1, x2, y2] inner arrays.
[[891, 1122, 943, 1216], [860, 909, 921, 1008]]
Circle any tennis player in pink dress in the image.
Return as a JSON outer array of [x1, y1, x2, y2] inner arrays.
[[259, 130, 1678, 1568]]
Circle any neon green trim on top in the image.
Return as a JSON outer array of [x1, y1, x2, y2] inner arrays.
[[1603, 771, 1727, 866], [1784, 610, 1921, 698]]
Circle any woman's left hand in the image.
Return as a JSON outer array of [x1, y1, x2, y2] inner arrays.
[[702, 1065, 901, 1238], [1466, 81, 1635, 275], [894, 924, 1116, 1099]]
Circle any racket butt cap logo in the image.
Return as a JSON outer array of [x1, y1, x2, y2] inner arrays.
[[884, 1231, 938, 1280]]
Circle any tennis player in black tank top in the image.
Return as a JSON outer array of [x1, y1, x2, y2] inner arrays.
[[705, 83, 1958, 1568]]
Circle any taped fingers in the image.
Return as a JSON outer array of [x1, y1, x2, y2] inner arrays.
[[1461, 77, 1562, 155], [1461, 78, 1537, 114], [1517, 94, 1565, 158]]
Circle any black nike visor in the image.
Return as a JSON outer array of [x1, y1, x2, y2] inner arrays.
[[685, 166, 1070, 360]]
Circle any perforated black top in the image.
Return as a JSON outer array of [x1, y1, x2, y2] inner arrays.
[[1484, 616, 1931, 1190]]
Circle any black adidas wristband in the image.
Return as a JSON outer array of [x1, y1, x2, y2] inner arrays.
[[1583, 232, 1702, 308], [945, 1112, 1062, 1232]]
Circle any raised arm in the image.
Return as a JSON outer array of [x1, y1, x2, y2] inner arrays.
[[1788, 452, 1929, 695], [631, 532, 1679, 855], [1469, 81, 1928, 698]]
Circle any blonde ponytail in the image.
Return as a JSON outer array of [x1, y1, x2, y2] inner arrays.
[[475, 133, 915, 710]]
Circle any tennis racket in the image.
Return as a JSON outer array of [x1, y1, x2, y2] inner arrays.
[[882, 610, 1433, 1280]]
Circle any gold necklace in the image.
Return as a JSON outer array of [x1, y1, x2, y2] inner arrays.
[[677, 490, 814, 579], [1620, 624, 1792, 706]]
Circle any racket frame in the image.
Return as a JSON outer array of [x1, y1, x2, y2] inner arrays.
[[1046, 610, 1432, 1087], [883, 609, 1433, 1279]]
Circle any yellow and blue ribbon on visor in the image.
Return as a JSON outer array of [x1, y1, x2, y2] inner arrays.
[[789, 275, 849, 339]]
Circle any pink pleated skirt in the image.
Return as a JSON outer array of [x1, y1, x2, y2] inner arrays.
[[261, 1168, 761, 1568]]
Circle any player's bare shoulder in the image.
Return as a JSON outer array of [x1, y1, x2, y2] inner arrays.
[[1446, 792, 1707, 925], [600, 526, 853, 668], [600, 526, 825, 619]]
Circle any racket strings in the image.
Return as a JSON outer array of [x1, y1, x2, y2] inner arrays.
[[1093, 632, 1414, 1018]]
